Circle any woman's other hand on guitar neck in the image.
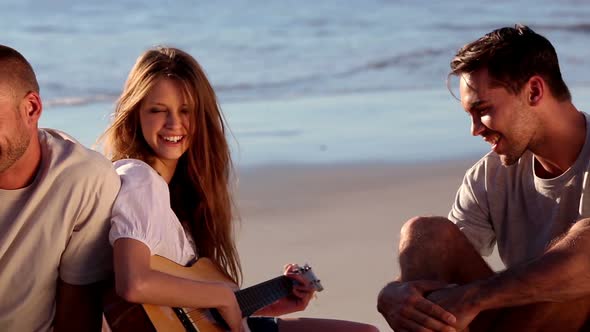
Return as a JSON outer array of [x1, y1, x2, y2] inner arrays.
[[254, 263, 316, 316], [285, 263, 316, 312]]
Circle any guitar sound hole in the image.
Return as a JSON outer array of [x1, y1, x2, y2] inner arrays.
[[172, 307, 199, 332], [209, 308, 230, 330]]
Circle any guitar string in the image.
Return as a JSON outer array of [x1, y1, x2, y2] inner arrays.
[[239, 277, 293, 316], [173, 273, 312, 326], [239, 278, 286, 313]]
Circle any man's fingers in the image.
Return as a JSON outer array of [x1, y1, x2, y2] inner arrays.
[[398, 316, 435, 332], [382, 310, 412, 332], [415, 280, 451, 293], [398, 307, 446, 332], [415, 298, 456, 325], [378, 280, 458, 332]]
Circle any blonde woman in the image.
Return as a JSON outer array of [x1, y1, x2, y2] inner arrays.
[[101, 46, 378, 332]]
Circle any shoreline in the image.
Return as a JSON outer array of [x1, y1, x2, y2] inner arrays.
[[39, 84, 590, 169]]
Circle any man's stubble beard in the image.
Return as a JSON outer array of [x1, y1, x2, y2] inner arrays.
[[0, 114, 31, 173]]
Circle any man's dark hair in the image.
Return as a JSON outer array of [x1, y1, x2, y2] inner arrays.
[[0, 45, 39, 95], [449, 24, 571, 101]]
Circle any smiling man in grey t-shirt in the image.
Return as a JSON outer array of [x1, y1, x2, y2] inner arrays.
[[378, 25, 590, 332], [0, 45, 120, 331]]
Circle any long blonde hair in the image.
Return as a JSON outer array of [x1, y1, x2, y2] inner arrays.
[[102, 46, 242, 284]]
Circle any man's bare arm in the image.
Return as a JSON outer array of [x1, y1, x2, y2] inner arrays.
[[53, 279, 105, 332], [474, 219, 590, 308], [423, 219, 590, 330], [430, 218, 590, 326]]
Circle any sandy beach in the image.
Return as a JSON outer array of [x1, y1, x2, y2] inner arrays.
[[235, 158, 504, 331]]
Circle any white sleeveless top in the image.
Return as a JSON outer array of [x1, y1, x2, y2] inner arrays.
[[109, 159, 196, 266]]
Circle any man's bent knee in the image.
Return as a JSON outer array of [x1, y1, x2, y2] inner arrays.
[[400, 216, 461, 245], [399, 216, 491, 282], [398, 216, 466, 262]]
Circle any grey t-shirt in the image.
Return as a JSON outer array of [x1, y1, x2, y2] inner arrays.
[[0, 129, 120, 332], [449, 112, 590, 268]]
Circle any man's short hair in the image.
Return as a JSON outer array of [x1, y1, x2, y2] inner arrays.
[[449, 24, 571, 101], [0, 45, 40, 96]]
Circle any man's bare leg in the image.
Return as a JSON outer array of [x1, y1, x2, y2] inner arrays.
[[399, 216, 497, 331], [401, 216, 590, 332], [399, 216, 494, 283]]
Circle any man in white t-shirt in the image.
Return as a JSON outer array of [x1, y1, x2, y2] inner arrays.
[[378, 25, 590, 331], [0, 45, 120, 331]]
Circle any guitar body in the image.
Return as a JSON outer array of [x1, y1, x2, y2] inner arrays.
[[104, 256, 236, 332], [104, 256, 321, 332]]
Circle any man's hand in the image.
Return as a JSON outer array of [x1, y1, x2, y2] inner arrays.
[[426, 284, 482, 331], [377, 280, 457, 332]]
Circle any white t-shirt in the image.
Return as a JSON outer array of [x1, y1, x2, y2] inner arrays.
[[110, 159, 196, 266], [0, 129, 120, 332], [449, 112, 590, 267]]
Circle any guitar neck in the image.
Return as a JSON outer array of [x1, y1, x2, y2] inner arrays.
[[235, 276, 293, 317]]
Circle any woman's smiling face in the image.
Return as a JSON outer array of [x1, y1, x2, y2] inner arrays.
[[139, 77, 191, 166]]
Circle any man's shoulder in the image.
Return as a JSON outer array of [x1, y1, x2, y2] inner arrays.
[[39, 128, 117, 182], [464, 152, 501, 176], [464, 151, 532, 182]]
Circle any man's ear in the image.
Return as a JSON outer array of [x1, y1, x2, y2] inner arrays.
[[527, 76, 544, 106], [21, 91, 42, 126]]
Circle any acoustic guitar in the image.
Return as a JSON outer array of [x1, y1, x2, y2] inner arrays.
[[103, 255, 323, 332]]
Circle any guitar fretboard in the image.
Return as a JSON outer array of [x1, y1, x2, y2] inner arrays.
[[236, 276, 293, 317]]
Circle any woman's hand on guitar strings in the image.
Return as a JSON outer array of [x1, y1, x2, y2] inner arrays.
[[217, 286, 245, 332]]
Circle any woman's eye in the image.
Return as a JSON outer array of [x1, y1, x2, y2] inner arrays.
[[150, 108, 166, 113]]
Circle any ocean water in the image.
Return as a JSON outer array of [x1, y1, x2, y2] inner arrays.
[[2, 0, 590, 166]]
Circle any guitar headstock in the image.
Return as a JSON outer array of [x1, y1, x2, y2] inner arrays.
[[293, 264, 324, 292]]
